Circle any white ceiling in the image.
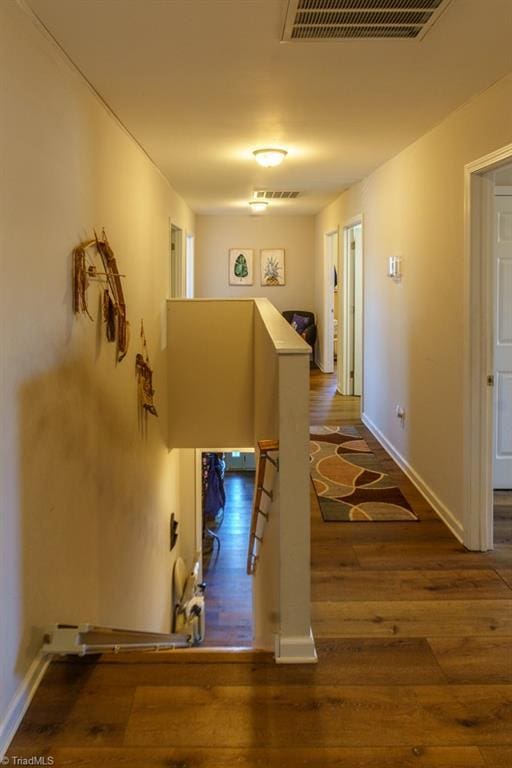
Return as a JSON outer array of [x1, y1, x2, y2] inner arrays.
[[27, 0, 512, 215]]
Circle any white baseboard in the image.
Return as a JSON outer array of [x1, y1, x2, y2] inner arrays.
[[0, 654, 50, 759], [361, 412, 464, 543], [274, 629, 318, 664], [317, 362, 335, 374]]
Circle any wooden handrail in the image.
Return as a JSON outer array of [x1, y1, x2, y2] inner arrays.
[[247, 439, 279, 575]]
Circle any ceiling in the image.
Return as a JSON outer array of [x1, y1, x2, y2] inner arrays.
[[27, 0, 512, 216]]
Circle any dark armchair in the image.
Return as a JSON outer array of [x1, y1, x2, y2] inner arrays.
[[282, 310, 317, 349]]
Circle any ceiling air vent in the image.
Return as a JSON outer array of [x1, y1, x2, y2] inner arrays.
[[254, 190, 302, 199], [282, 0, 453, 41]]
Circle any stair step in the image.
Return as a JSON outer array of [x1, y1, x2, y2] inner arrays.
[[54, 646, 273, 665]]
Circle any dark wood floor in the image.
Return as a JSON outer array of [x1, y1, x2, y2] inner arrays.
[[309, 364, 361, 425], [202, 471, 254, 646], [8, 369, 512, 767]]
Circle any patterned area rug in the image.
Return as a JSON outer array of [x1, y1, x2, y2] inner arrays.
[[310, 426, 419, 522]]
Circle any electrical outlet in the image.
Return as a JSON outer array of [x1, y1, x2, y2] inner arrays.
[[395, 405, 405, 420]]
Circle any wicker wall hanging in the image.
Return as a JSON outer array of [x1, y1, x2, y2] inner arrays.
[[72, 245, 94, 320], [136, 320, 158, 417], [72, 230, 129, 361]]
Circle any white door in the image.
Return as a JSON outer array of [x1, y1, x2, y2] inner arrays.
[[185, 233, 195, 298], [322, 231, 338, 373], [346, 232, 355, 393], [353, 224, 363, 396], [341, 223, 363, 396], [493, 192, 512, 488]]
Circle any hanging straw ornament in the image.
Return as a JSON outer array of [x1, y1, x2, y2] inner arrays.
[[95, 230, 129, 362], [72, 245, 93, 320], [135, 320, 158, 417]]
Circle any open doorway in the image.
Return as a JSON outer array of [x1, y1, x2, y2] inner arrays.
[[185, 233, 195, 298], [464, 146, 512, 551], [170, 223, 183, 298], [198, 449, 255, 645], [339, 220, 363, 399], [322, 230, 338, 373]]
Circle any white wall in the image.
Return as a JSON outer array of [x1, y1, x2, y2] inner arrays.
[[315, 71, 512, 536], [167, 300, 254, 448], [195, 215, 316, 313], [0, 2, 194, 744]]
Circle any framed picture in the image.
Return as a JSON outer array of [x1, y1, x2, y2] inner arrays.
[[261, 249, 285, 286], [229, 249, 254, 285]]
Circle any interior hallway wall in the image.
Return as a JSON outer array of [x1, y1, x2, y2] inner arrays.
[[0, 2, 194, 739], [195, 214, 315, 313], [315, 71, 512, 536]]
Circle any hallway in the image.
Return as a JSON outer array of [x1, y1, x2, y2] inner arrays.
[[5, 1, 512, 761], [8, 369, 512, 766]]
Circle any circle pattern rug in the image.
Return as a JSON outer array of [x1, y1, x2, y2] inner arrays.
[[310, 426, 418, 522]]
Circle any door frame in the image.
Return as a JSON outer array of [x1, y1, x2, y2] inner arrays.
[[464, 142, 512, 551], [321, 229, 338, 373], [339, 215, 364, 401], [185, 232, 195, 298], [170, 222, 184, 298]]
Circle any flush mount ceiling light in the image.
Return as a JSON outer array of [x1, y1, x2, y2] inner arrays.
[[249, 200, 269, 213], [253, 148, 288, 168]]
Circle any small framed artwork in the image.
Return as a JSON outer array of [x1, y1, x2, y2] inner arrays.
[[261, 249, 285, 286], [229, 249, 254, 285]]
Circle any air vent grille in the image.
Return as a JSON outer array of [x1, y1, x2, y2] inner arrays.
[[282, 0, 452, 41], [292, 24, 420, 38], [254, 190, 302, 199], [299, 0, 442, 9], [295, 10, 432, 24]]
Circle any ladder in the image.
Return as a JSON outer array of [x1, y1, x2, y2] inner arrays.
[[247, 439, 279, 575]]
